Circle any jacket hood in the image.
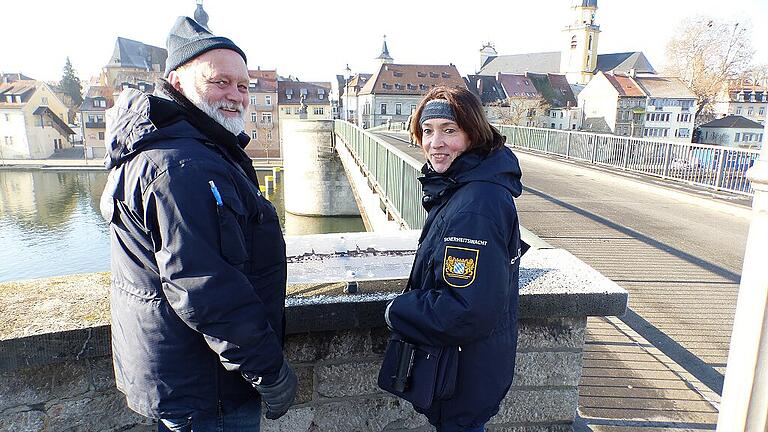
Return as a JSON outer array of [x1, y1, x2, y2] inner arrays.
[[104, 81, 250, 170], [419, 146, 523, 206]]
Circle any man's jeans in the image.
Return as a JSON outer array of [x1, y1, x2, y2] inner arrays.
[[157, 397, 261, 432]]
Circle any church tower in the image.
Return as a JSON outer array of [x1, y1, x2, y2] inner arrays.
[[194, 0, 210, 31], [560, 0, 600, 84], [375, 35, 394, 65]]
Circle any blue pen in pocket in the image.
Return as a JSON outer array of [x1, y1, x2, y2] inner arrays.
[[209, 181, 224, 207]]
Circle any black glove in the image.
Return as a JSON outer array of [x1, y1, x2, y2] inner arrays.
[[244, 360, 297, 420]]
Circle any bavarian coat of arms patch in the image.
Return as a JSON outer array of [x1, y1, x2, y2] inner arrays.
[[442, 246, 479, 288]]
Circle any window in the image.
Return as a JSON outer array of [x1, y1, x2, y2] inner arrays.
[[4, 136, 12, 145], [98, 132, 105, 140], [677, 128, 690, 138], [380, 103, 387, 115], [267, 130, 273, 141], [252, 130, 258, 139], [295, 108, 301, 114], [250, 96, 257, 105], [735, 133, 741, 142], [570, 35, 577, 49], [760, 107, 765, 116], [284, 108, 292, 114], [410, 104, 416, 113], [3, 114, 8, 121], [736, 107, 742, 114], [396, 103, 402, 115], [551, 123, 556, 128], [261, 113, 272, 123], [251, 112, 258, 122], [313, 107, 324, 115], [747, 108, 754, 116], [265, 95, 272, 105], [41, 97, 48, 105]]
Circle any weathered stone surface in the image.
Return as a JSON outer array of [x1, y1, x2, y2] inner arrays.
[[0, 409, 45, 432], [0, 361, 89, 410], [264, 397, 426, 432], [517, 318, 586, 351], [492, 389, 578, 424], [511, 352, 583, 387], [316, 361, 380, 398], [89, 357, 118, 391], [285, 328, 381, 364], [46, 391, 147, 431], [487, 424, 573, 432], [295, 365, 314, 405]]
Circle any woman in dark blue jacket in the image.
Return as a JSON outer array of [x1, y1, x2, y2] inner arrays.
[[383, 86, 524, 432]]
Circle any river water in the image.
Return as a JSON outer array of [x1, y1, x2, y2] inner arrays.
[[0, 169, 364, 283]]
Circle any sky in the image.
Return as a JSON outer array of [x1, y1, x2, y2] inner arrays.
[[2, 0, 767, 86]]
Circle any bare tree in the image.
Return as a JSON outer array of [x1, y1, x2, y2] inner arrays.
[[488, 98, 549, 126], [664, 16, 755, 124]]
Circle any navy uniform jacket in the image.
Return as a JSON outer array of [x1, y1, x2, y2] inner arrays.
[[100, 84, 285, 419], [386, 146, 523, 430]]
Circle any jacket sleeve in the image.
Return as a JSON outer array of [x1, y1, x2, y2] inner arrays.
[[387, 206, 519, 347], [143, 161, 283, 382]]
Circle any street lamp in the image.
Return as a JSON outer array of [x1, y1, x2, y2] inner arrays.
[[344, 64, 352, 123]]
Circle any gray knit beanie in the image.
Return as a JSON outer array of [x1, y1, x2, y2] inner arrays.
[[419, 99, 457, 125], [164, 16, 247, 77]]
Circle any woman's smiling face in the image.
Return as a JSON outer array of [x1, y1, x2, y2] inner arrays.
[[420, 118, 471, 173]]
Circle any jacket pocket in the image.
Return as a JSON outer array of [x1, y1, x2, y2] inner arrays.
[[217, 197, 248, 266]]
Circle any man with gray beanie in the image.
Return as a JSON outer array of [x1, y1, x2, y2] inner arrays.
[[101, 16, 296, 431]]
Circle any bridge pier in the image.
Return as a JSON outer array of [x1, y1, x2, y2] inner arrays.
[[281, 119, 360, 217]]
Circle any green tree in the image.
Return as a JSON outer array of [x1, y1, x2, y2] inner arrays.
[[59, 57, 83, 108]]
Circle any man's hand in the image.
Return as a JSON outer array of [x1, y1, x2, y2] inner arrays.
[[246, 360, 298, 420]]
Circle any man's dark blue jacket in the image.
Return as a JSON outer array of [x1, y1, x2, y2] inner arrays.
[[100, 83, 286, 419], [385, 146, 523, 430]]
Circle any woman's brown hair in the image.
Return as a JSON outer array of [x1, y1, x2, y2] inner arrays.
[[409, 85, 505, 155]]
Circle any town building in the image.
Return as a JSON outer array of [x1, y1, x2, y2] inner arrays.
[[245, 70, 279, 158], [579, 71, 647, 136], [477, 0, 656, 85], [358, 63, 466, 128], [579, 72, 696, 141], [278, 80, 332, 121], [340, 73, 372, 125], [713, 78, 767, 125], [698, 115, 764, 149], [79, 86, 113, 159], [491, 73, 580, 130], [100, 37, 167, 91], [634, 75, 697, 142], [0, 75, 74, 159]]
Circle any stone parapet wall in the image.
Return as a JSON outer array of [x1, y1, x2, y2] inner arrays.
[[0, 316, 584, 432], [0, 233, 626, 431]]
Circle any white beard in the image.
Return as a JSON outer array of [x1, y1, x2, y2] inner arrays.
[[179, 75, 246, 135]]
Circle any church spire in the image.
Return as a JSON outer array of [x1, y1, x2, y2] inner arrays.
[[376, 35, 394, 64], [194, 0, 210, 30]]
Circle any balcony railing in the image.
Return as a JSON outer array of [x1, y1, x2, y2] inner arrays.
[[84, 122, 106, 129]]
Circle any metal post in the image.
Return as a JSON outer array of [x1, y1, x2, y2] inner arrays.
[[565, 132, 572, 159], [661, 143, 672, 178], [622, 138, 630, 170], [716, 121, 768, 431], [590, 135, 598, 164], [715, 148, 728, 190], [544, 130, 550, 153]]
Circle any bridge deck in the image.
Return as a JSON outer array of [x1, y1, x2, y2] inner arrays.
[[373, 131, 751, 431]]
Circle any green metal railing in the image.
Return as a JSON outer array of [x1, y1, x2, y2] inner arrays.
[[334, 120, 426, 229]]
